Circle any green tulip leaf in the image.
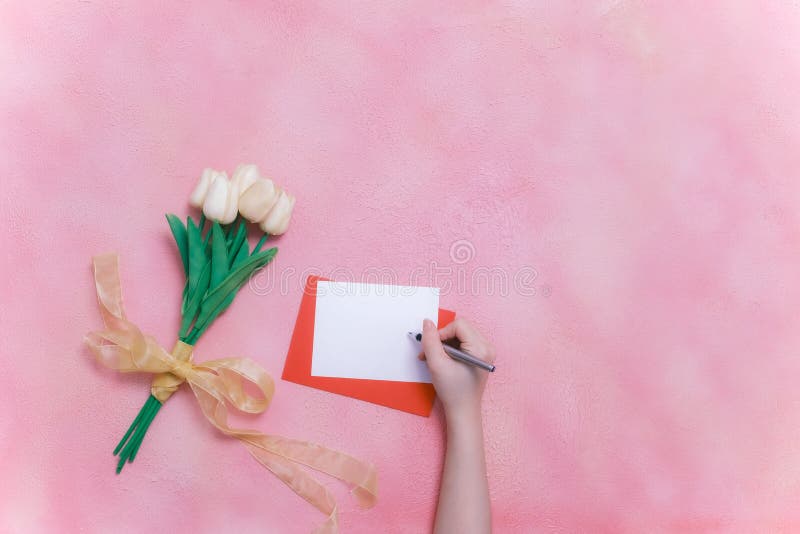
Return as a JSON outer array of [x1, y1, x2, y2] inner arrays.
[[181, 280, 189, 315], [215, 234, 253, 315], [186, 217, 209, 295], [228, 221, 247, 268], [180, 217, 212, 340], [232, 234, 250, 268], [165, 214, 188, 276], [188, 247, 277, 342], [210, 222, 229, 290], [179, 262, 210, 339]]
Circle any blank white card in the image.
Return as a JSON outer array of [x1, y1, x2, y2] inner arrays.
[[311, 281, 439, 383]]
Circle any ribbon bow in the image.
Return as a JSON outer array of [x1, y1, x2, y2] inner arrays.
[[85, 253, 377, 533]]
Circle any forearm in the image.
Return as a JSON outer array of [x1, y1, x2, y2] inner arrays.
[[434, 406, 491, 534]]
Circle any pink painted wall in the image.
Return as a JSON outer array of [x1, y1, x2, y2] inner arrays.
[[2, 1, 800, 532]]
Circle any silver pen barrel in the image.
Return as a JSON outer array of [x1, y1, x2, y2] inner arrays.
[[442, 344, 495, 372]]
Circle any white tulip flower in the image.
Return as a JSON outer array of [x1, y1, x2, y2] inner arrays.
[[231, 164, 260, 196], [202, 171, 239, 224], [238, 178, 279, 223], [189, 168, 215, 208], [259, 189, 296, 235], [221, 177, 240, 224]]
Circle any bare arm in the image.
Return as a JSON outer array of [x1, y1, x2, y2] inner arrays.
[[420, 318, 494, 534], [436, 405, 491, 533]]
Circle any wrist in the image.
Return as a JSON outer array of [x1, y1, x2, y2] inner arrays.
[[443, 402, 482, 431]]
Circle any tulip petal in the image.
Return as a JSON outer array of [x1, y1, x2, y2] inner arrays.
[[260, 191, 295, 235], [239, 178, 279, 223], [231, 164, 260, 195], [220, 178, 240, 224], [189, 168, 215, 208], [203, 173, 230, 222]]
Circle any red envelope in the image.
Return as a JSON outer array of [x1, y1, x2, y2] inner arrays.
[[282, 276, 455, 417]]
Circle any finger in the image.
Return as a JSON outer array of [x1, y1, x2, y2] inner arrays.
[[417, 351, 426, 361], [439, 318, 495, 363], [421, 318, 447, 363], [437, 317, 478, 344], [437, 318, 457, 340]]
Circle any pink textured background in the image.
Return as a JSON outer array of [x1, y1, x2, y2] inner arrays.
[[3, 1, 800, 532]]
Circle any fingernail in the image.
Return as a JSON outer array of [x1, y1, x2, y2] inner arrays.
[[423, 318, 435, 330]]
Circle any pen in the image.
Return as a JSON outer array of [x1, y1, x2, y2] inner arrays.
[[408, 332, 496, 372]]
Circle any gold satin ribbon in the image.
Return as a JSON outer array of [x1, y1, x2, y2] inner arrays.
[[85, 253, 377, 533]]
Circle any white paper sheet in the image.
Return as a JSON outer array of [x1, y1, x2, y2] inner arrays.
[[311, 280, 439, 383]]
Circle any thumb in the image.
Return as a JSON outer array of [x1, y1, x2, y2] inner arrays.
[[421, 318, 447, 363]]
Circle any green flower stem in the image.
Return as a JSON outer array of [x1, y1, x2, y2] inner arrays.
[[225, 217, 237, 236], [113, 399, 147, 456], [114, 395, 162, 473], [128, 402, 158, 462], [253, 233, 269, 253], [224, 217, 242, 247]]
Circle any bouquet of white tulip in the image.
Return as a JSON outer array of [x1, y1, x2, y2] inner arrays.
[[88, 166, 376, 530], [190, 164, 296, 233], [112, 164, 295, 472]]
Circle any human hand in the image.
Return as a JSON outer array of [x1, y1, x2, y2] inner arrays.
[[419, 317, 495, 419]]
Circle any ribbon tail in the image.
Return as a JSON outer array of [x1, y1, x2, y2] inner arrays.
[[242, 441, 339, 534], [188, 359, 377, 507], [187, 379, 377, 532], [242, 433, 378, 509]]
